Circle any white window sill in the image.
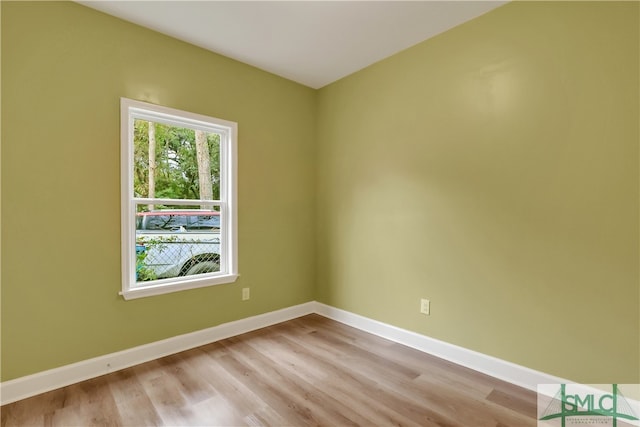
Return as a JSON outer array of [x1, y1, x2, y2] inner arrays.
[[120, 273, 239, 300]]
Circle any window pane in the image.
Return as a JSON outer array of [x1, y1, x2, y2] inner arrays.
[[122, 98, 237, 298], [133, 119, 221, 200], [135, 204, 222, 284]]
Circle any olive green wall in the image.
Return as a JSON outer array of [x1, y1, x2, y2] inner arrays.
[[316, 1, 639, 383], [2, 1, 639, 385], [1, 2, 316, 381]]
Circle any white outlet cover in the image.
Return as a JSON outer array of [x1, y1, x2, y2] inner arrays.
[[420, 299, 430, 315]]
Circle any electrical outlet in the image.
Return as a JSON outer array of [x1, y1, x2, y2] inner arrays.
[[242, 287, 250, 301], [420, 298, 430, 315]]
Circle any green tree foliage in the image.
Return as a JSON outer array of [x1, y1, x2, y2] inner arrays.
[[133, 120, 220, 205]]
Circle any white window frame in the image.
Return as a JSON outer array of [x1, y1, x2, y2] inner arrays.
[[120, 98, 238, 300]]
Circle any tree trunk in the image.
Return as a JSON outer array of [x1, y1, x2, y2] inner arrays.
[[195, 130, 213, 209], [148, 121, 156, 211]]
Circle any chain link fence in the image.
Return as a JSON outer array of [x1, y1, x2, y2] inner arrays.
[[136, 233, 221, 282]]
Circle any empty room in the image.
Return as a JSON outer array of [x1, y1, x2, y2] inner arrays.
[[1, 1, 638, 426]]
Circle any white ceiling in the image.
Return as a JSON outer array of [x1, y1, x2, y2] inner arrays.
[[78, 1, 506, 89]]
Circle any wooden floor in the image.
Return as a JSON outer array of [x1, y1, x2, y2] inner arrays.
[[1, 314, 538, 426]]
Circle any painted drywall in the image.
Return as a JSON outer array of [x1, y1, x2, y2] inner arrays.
[[316, 1, 639, 383], [1, 2, 316, 381], [2, 0, 638, 386]]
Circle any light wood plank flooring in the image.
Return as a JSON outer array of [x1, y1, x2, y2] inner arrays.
[[1, 314, 538, 426]]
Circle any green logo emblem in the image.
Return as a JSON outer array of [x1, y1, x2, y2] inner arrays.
[[539, 384, 639, 427]]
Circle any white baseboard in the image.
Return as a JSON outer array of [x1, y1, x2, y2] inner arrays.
[[313, 302, 572, 392], [0, 302, 315, 405], [2, 300, 576, 406]]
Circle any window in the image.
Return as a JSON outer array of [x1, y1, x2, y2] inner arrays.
[[120, 98, 237, 300]]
